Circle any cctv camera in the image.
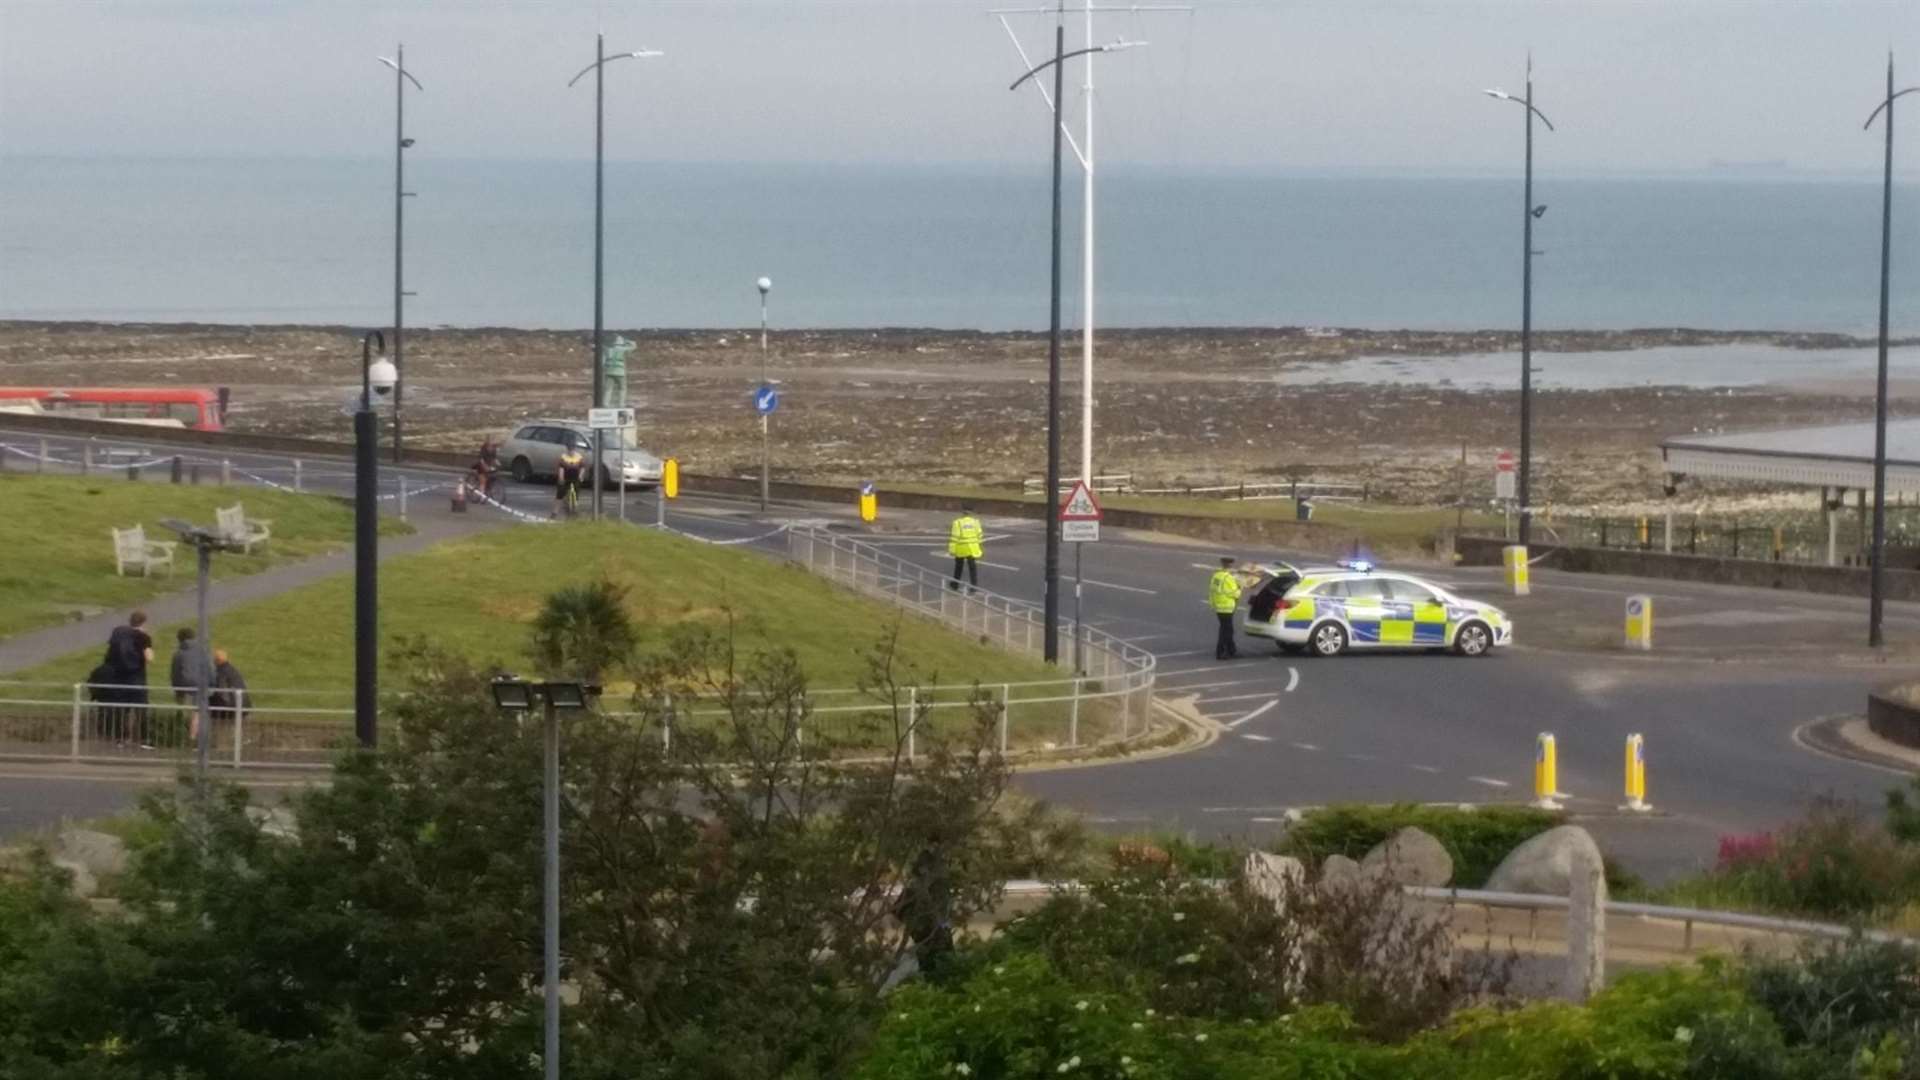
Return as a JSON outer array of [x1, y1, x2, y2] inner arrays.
[[400, 138, 416, 148], [368, 357, 399, 397]]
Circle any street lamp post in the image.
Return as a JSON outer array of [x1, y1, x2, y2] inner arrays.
[[157, 520, 239, 791], [1863, 56, 1918, 648], [758, 276, 772, 511], [1484, 65, 1554, 549], [376, 49, 423, 465], [1011, 30, 1138, 665], [356, 330, 396, 748], [491, 678, 596, 1080], [570, 36, 662, 522]]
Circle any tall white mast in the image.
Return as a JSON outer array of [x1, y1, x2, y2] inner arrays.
[[997, 3, 1189, 491], [1081, 2, 1096, 488]]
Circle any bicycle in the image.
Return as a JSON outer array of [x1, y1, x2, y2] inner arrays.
[[554, 478, 581, 519]]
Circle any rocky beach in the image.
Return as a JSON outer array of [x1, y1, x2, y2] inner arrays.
[[2, 321, 1911, 509]]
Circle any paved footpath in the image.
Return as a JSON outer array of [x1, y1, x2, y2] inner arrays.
[[0, 512, 507, 678]]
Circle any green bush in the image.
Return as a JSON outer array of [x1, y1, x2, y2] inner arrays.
[[1659, 799, 1920, 921], [1274, 804, 1563, 888]]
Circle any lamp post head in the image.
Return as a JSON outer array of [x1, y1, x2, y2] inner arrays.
[[400, 137, 416, 149], [630, 50, 664, 59], [1483, 88, 1512, 100], [757, 276, 772, 296]]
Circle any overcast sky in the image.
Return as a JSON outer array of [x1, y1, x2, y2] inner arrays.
[[3, 1, 1919, 176]]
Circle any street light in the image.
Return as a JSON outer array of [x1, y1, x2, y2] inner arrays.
[[1010, 32, 1141, 665], [1863, 55, 1918, 649], [157, 519, 241, 791], [1483, 64, 1555, 549], [569, 36, 663, 522], [490, 676, 600, 1080], [757, 275, 772, 511], [376, 48, 423, 465], [357, 330, 395, 748]]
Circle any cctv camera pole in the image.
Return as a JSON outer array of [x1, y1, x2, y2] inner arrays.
[[383, 45, 423, 465], [542, 688, 561, 1080], [1865, 58, 1918, 648], [355, 330, 385, 748], [591, 33, 607, 521]]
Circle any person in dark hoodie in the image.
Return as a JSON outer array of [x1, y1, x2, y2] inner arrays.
[[102, 610, 154, 749], [170, 627, 204, 744]]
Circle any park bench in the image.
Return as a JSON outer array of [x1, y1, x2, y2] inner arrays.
[[215, 504, 272, 554], [111, 526, 176, 577]]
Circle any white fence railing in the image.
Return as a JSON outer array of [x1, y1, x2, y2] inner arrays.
[[783, 526, 1157, 750], [1023, 473, 1136, 496], [0, 680, 353, 768], [1130, 479, 1367, 503]]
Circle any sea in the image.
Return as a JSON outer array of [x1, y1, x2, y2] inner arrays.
[[3, 155, 1919, 343]]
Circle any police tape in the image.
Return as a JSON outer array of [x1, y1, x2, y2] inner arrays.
[[2, 444, 178, 471], [466, 486, 558, 524], [661, 522, 792, 547]]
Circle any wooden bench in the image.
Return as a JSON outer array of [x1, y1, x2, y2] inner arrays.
[[112, 526, 176, 577], [215, 504, 272, 554]]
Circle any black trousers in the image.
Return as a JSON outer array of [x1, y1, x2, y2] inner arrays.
[[1215, 612, 1238, 659], [950, 556, 979, 589]]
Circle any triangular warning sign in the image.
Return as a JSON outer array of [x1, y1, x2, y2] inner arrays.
[[1059, 480, 1102, 521]]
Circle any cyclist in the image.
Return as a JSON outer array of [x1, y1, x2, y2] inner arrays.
[[554, 445, 587, 518], [473, 437, 501, 500]]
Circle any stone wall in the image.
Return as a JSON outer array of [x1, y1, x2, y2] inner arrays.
[[1455, 534, 1920, 602], [1869, 686, 1920, 750]]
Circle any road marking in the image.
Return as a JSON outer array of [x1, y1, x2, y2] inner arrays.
[[1284, 666, 1299, 692], [1225, 699, 1280, 729], [1240, 733, 1273, 742], [1153, 649, 1215, 659], [1081, 577, 1158, 595], [1249, 816, 1288, 823], [1291, 742, 1320, 751], [1467, 776, 1512, 788], [1196, 692, 1284, 705], [922, 553, 1020, 572], [1164, 678, 1271, 693], [1343, 752, 1377, 762], [1408, 764, 1443, 774]]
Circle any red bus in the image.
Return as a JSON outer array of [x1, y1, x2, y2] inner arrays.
[[0, 387, 228, 431]]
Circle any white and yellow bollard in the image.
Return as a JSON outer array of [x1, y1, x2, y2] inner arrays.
[[858, 482, 878, 524], [1623, 734, 1650, 812], [1503, 545, 1531, 596], [1624, 594, 1653, 651], [1533, 732, 1562, 810]]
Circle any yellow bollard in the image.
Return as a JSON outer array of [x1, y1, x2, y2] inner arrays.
[[1624, 594, 1653, 651], [858, 482, 877, 524], [1533, 732, 1561, 810], [1623, 733, 1650, 812], [663, 458, 680, 500], [1503, 545, 1531, 596], [1636, 516, 1649, 545]]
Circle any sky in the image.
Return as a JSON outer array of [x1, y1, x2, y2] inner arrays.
[[2, 0, 1920, 176]]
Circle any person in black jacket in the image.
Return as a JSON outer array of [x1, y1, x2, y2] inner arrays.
[[209, 650, 249, 727], [169, 627, 203, 744], [102, 611, 154, 749]]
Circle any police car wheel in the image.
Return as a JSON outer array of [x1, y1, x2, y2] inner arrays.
[[511, 457, 534, 483], [1309, 622, 1348, 657], [1454, 621, 1492, 657]]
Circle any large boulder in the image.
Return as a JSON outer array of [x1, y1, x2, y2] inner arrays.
[[1485, 825, 1606, 896], [1319, 853, 1363, 888], [1359, 826, 1453, 887], [1243, 851, 1305, 907]]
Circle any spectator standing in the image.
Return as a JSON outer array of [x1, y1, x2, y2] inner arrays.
[[102, 610, 155, 749], [170, 627, 204, 744], [210, 649, 249, 728]]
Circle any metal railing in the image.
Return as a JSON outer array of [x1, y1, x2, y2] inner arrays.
[[1023, 473, 1135, 496], [1131, 478, 1367, 503], [784, 527, 1157, 750], [0, 680, 353, 768]]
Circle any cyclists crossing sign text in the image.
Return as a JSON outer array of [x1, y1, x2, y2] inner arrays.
[[1060, 480, 1101, 543]]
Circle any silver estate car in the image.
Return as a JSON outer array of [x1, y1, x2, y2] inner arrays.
[[498, 419, 664, 488]]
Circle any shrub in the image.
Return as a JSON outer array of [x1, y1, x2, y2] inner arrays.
[[1667, 798, 1920, 921], [1740, 937, 1920, 1070], [1274, 803, 1563, 887]]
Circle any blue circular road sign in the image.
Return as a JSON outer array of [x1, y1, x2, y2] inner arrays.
[[754, 384, 779, 415]]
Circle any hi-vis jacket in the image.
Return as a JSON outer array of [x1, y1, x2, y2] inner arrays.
[[948, 515, 984, 558], [1209, 569, 1242, 614]]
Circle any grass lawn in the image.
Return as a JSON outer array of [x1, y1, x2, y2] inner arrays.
[[0, 474, 411, 640], [882, 482, 1500, 550], [17, 523, 1061, 703]]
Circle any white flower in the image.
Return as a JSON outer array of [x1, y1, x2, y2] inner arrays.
[[1070, 1056, 1082, 1067], [1131, 1022, 1144, 1030], [1674, 1026, 1694, 1045], [896, 1013, 909, 1021], [994, 966, 1006, 976], [973, 1004, 982, 1013], [1075, 1000, 1089, 1011], [1144, 1009, 1156, 1018], [1176, 952, 1200, 965], [956, 1065, 972, 1077], [1195, 1033, 1209, 1043], [1172, 912, 1186, 922], [1121, 1057, 1132, 1066]]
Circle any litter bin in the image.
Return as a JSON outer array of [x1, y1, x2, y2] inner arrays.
[[1296, 498, 1314, 522]]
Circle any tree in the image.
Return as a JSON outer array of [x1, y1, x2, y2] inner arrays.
[[529, 576, 637, 684], [0, 618, 1069, 1078]]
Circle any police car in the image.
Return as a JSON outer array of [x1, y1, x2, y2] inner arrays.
[[1241, 560, 1512, 658]]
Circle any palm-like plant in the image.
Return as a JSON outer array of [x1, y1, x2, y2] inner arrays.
[[530, 577, 638, 684]]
